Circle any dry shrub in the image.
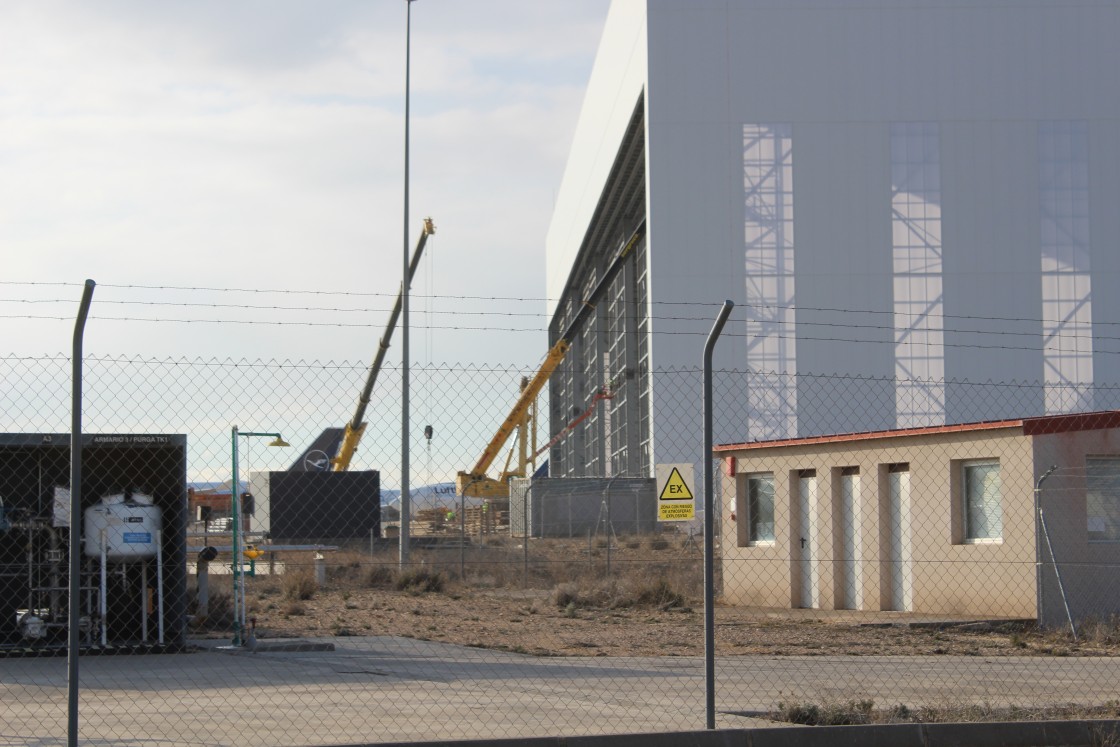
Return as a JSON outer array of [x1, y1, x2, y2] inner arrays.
[[776, 698, 875, 726], [327, 560, 364, 585], [397, 568, 445, 593], [365, 564, 397, 588], [283, 572, 317, 601], [1080, 615, 1120, 647], [186, 587, 235, 631], [552, 583, 580, 609], [634, 578, 685, 609], [647, 538, 670, 551], [772, 698, 1120, 726], [550, 578, 631, 609], [466, 572, 500, 589]]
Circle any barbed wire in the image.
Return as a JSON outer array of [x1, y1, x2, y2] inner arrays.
[[6, 351, 1120, 393], [3, 282, 1117, 330], [2, 313, 1114, 356], [0, 298, 1103, 340]]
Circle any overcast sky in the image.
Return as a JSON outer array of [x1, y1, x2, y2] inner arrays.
[[0, 1, 609, 366]]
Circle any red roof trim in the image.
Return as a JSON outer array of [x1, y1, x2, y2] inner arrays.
[[1020, 410, 1120, 436], [714, 410, 1120, 452]]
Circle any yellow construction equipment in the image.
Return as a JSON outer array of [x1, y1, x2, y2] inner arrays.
[[456, 220, 645, 499], [332, 217, 436, 471]]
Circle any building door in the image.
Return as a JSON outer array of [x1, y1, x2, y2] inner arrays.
[[840, 468, 861, 610], [797, 471, 818, 608], [888, 464, 913, 612]]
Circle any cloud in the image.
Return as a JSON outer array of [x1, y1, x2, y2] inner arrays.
[[0, 1, 607, 364]]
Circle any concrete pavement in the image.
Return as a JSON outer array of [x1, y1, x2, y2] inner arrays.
[[2, 636, 1118, 746]]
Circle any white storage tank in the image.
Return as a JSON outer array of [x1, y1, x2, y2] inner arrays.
[[84, 492, 162, 561]]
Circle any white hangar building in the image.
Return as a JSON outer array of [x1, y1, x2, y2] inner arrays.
[[543, 0, 1120, 478]]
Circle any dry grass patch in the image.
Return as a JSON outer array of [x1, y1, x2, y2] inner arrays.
[[552, 576, 687, 611], [396, 568, 445, 593], [771, 697, 1120, 726], [282, 572, 317, 601]]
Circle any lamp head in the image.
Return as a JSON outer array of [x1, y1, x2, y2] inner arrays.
[[269, 437, 290, 448]]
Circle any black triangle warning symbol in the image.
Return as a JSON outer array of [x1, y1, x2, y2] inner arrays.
[[659, 467, 694, 501]]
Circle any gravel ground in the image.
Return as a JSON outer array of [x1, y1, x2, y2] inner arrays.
[[191, 538, 1119, 659]]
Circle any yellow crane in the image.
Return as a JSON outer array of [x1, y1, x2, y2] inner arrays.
[[456, 220, 645, 499], [332, 217, 436, 471]]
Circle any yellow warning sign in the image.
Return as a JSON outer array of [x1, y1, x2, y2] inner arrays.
[[659, 503, 695, 521], [656, 463, 695, 522], [659, 467, 693, 501]]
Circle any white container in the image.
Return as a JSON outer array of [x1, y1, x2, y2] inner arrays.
[[84, 496, 162, 560]]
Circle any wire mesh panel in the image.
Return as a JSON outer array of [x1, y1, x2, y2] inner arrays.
[[2, 354, 1120, 744]]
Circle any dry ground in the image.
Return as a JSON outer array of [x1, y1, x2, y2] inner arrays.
[[191, 536, 1120, 659]]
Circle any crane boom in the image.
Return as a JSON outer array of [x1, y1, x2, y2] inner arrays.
[[332, 217, 436, 471], [456, 219, 645, 498]]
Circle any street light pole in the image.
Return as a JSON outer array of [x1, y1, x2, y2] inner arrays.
[[230, 428, 289, 646], [400, 0, 417, 568]]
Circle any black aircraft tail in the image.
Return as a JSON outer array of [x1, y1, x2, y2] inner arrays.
[[290, 428, 345, 472]]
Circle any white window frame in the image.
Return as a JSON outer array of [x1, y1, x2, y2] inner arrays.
[[1086, 457, 1120, 543], [746, 473, 776, 545], [962, 459, 1002, 543]]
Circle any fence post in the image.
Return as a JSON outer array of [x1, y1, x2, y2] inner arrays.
[[314, 553, 326, 587], [68, 279, 95, 747], [523, 484, 531, 588], [1036, 466, 1077, 639], [703, 300, 734, 730]]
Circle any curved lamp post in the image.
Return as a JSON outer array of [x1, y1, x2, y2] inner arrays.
[[230, 427, 289, 645]]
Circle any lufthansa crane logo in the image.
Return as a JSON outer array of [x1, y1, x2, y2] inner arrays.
[[305, 450, 331, 471]]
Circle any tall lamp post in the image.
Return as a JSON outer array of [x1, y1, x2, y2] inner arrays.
[[230, 426, 289, 646], [400, 0, 418, 568]]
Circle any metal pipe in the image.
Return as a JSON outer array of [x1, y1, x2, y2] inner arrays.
[[49, 526, 61, 628], [196, 558, 210, 619], [141, 561, 148, 644], [703, 300, 734, 730], [156, 529, 165, 645], [68, 278, 94, 747], [26, 523, 34, 616], [99, 530, 107, 647]]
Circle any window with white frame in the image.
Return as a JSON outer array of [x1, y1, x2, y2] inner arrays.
[[963, 460, 1002, 541], [1086, 458, 1120, 542], [747, 473, 775, 544]]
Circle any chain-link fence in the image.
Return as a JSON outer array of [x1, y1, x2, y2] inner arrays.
[[3, 353, 1120, 744]]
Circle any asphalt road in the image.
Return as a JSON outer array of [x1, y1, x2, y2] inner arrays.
[[2, 636, 1118, 746]]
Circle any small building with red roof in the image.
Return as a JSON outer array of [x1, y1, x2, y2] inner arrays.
[[715, 411, 1120, 627]]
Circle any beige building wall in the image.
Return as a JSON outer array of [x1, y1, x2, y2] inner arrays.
[[720, 427, 1037, 617]]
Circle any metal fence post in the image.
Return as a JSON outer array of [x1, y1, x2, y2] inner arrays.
[[703, 300, 734, 730], [68, 279, 96, 747]]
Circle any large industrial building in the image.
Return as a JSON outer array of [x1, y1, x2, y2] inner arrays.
[[544, 0, 1120, 478]]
